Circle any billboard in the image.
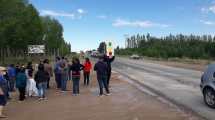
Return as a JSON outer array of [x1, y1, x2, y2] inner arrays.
[[106, 41, 114, 56], [28, 45, 45, 54]]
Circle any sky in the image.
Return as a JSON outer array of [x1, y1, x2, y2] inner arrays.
[[29, 0, 215, 52]]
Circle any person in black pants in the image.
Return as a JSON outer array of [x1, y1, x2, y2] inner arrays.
[[94, 56, 110, 96], [103, 55, 115, 87], [83, 58, 92, 86], [16, 68, 27, 101]]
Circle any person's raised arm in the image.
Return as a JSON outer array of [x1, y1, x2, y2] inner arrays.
[[110, 56, 115, 63]]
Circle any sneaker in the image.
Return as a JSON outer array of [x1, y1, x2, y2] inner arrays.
[[43, 97, 48, 100], [38, 98, 43, 101], [98, 94, 103, 97], [0, 115, 7, 118], [105, 93, 111, 96]]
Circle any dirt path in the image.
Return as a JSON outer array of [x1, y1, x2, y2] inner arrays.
[[4, 72, 199, 120]]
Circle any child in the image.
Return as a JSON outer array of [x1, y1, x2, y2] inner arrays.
[[70, 58, 84, 96], [94, 56, 110, 96], [26, 72, 38, 97], [16, 67, 27, 101], [83, 58, 92, 86]]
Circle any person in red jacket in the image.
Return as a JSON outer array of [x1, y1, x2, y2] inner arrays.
[[83, 58, 92, 86]]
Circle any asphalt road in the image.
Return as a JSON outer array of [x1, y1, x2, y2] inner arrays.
[[113, 57, 214, 120]]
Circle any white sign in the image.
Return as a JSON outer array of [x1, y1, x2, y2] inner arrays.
[[106, 41, 114, 56], [28, 45, 45, 54]]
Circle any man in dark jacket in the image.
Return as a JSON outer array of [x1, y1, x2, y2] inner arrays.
[[35, 64, 49, 100], [94, 56, 110, 96], [103, 55, 115, 87]]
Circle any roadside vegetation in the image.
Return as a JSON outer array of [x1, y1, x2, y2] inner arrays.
[[0, 0, 71, 56], [116, 33, 215, 60]]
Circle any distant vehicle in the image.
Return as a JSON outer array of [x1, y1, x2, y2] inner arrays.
[[200, 64, 215, 108], [130, 54, 141, 59]]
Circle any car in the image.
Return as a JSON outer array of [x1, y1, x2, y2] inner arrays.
[[130, 54, 141, 59], [200, 63, 215, 108]]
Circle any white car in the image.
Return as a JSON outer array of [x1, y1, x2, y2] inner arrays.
[[130, 54, 141, 59]]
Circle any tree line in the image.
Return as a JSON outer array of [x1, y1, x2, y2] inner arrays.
[[0, 0, 71, 56], [116, 33, 215, 59]]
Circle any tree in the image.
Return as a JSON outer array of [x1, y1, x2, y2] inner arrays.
[[98, 42, 106, 54]]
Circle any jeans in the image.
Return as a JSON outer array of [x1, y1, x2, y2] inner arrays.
[[9, 77, 15, 91], [72, 77, 80, 94], [18, 87, 26, 101], [97, 76, 110, 95], [61, 76, 67, 91], [84, 72, 90, 85], [38, 82, 47, 98], [55, 73, 61, 89]]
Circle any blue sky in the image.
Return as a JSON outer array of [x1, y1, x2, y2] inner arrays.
[[29, 0, 215, 52]]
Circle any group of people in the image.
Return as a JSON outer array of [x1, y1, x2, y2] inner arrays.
[[54, 55, 115, 96], [0, 55, 115, 118]]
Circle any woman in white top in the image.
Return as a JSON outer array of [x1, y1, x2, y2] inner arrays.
[[26, 72, 38, 97]]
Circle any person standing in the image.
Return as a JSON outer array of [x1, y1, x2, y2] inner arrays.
[[54, 57, 61, 89], [16, 67, 27, 101], [70, 58, 84, 96], [0, 67, 8, 118], [7, 64, 16, 92], [26, 62, 34, 79], [44, 59, 53, 89], [60, 63, 68, 92], [35, 64, 49, 100], [26, 72, 38, 97], [83, 58, 92, 86], [103, 55, 115, 87], [94, 56, 110, 96]]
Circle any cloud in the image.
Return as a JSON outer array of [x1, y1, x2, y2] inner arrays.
[[40, 9, 86, 19], [209, 5, 215, 13], [201, 5, 215, 14], [77, 8, 86, 14], [200, 20, 215, 26], [112, 19, 170, 28], [41, 10, 75, 18], [97, 15, 108, 19]]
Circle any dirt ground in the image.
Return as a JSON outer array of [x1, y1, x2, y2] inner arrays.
[[144, 59, 209, 71], [3, 72, 200, 120]]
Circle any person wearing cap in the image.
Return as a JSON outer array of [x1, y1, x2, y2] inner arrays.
[[0, 67, 8, 118]]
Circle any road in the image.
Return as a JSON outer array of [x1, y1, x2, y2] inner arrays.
[[4, 72, 196, 120], [113, 57, 214, 120]]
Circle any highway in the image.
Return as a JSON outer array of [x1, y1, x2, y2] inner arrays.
[[113, 57, 214, 120]]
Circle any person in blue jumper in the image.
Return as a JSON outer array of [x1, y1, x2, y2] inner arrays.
[[7, 64, 16, 92]]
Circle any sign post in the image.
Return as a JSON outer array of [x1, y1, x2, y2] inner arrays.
[[28, 45, 45, 54], [106, 41, 114, 57]]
